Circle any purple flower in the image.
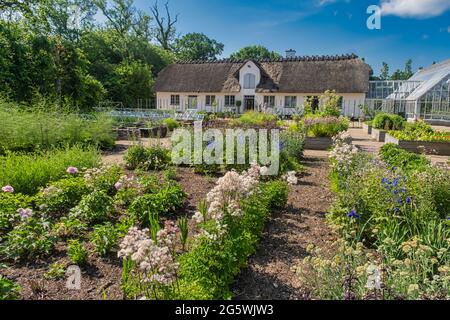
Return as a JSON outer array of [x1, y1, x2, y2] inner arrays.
[[17, 208, 33, 219], [66, 167, 78, 174], [406, 197, 412, 204], [2, 185, 14, 193], [114, 182, 123, 191], [394, 208, 400, 213], [347, 210, 361, 219]]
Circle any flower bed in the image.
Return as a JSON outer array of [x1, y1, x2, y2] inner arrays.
[[299, 135, 450, 300], [385, 133, 450, 156]]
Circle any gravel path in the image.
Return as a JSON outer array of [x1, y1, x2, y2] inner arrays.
[[232, 152, 336, 300]]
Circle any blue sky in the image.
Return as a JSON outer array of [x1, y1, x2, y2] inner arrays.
[[125, 0, 450, 75]]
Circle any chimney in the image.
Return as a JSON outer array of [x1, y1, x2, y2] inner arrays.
[[285, 49, 296, 58]]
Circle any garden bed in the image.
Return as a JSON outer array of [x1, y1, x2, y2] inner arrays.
[[371, 127, 386, 142], [304, 137, 333, 150], [385, 133, 450, 156]]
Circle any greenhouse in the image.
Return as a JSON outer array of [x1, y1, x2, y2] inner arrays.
[[367, 58, 450, 124]]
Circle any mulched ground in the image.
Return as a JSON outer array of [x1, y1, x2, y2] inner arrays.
[[0, 165, 215, 300], [232, 152, 337, 300]]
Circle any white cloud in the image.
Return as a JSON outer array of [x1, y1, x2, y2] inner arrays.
[[381, 0, 450, 18]]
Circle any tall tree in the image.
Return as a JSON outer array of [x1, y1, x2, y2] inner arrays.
[[175, 33, 224, 61], [150, 1, 178, 50], [94, 0, 136, 38], [229, 45, 282, 60], [380, 62, 389, 80]]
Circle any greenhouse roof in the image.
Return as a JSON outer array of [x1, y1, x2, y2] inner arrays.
[[406, 58, 450, 101]]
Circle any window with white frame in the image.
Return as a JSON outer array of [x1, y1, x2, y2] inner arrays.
[[264, 96, 275, 107], [243, 74, 256, 89], [284, 96, 297, 108], [188, 96, 198, 109], [225, 95, 235, 106], [205, 95, 216, 106], [170, 94, 180, 106]]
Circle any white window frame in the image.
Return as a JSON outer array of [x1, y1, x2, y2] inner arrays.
[[243, 74, 256, 89], [264, 96, 275, 108], [188, 95, 198, 109], [170, 94, 180, 106], [225, 95, 235, 106], [284, 96, 297, 108], [205, 95, 216, 106]]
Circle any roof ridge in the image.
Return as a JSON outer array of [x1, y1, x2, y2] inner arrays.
[[176, 53, 359, 64]]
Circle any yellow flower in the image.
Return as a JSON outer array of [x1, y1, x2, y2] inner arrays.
[[407, 284, 419, 295]]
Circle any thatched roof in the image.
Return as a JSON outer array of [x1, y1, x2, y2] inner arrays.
[[155, 54, 372, 94]]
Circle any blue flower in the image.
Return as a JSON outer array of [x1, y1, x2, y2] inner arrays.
[[446, 217, 450, 220], [406, 197, 412, 204], [347, 210, 361, 219], [394, 208, 400, 213]]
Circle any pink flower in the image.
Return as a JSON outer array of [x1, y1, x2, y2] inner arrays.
[[17, 208, 33, 219], [114, 182, 123, 191], [2, 185, 14, 193], [66, 167, 78, 174]]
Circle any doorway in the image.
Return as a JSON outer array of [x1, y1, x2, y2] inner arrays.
[[244, 95, 255, 111]]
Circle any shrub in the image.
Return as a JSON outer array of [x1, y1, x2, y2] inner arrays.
[[52, 217, 88, 239], [44, 262, 66, 280], [302, 116, 349, 137], [70, 191, 114, 225], [67, 239, 88, 266], [124, 145, 171, 171], [90, 222, 119, 256], [379, 144, 430, 172], [0, 275, 21, 300], [128, 184, 186, 225], [231, 111, 278, 127], [84, 165, 124, 195], [163, 118, 180, 131], [37, 177, 89, 216], [1, 218, 55, 260], [372, 113, 405, 131], [0, 193, 35, 235], [261, 180, 289, 210], [280, 129, 304, 160], [0, 146, 100, 195]]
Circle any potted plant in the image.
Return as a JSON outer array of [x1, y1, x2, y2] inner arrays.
[[235, 100, 242, 114]]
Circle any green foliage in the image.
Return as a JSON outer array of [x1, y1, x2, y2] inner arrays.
[[302, 116, 349, 137], [124, 145, 171, 170], [44, 262, 66, 280], [67, 239, 88, 266], [52, 217, 88, 239], [175, 32, 224, 61], [280, 128, 305, 161], [389, 121, 450, 142], [90, 222, 119, 256], [84, 165, 124, 195], [0, 146, 100, 195], [372, 113, 405, 131], [178, 216, 189, 251], [163, 118, 180, 131], [1, 218, 55, 260], [261, 180, 289, 210], [318, 90, 342, 117], [0, 193, 35, 235], [231, 111, 278, 127], [128, 184, 186, 225], [177, 187, 276, 299], [380, 144, 430, 172], [0, 103, 115, 153], [37, 177, 89, 215], [70, 191, 114, 225], [229, 45, 282, 60], [0, 275, 21, 300]]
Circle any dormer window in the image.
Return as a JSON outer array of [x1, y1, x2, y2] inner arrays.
[[243, 73, 256, 89]]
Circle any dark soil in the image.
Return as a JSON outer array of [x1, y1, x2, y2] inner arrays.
[[232, 153, 336, 300]]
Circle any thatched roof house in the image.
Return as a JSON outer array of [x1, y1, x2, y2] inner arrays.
[[155, 53, 372, 116], [156, 54, 371, 94]]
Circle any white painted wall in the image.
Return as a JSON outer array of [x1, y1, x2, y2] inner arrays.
[[239, 61, 261, 96], [157, 92, 367, 117]]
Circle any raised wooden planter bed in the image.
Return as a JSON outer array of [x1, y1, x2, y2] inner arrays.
[[139, 126, 168, 138], [304, 137, 333, 150], [362, 123, 372, 135], [115, 128, 140, 140], [371, 128, 386, 142], [385, 133, 450, 156]]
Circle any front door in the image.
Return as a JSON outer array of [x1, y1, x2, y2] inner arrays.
[[244, 96, 255, 111], [187, 96, 198, 109]]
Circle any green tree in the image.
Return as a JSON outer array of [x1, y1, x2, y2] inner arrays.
[[175, 32, 224, 61], [380, 62, 389, 80], [229, 45, 282, 60]]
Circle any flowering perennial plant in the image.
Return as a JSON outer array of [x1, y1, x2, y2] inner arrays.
[[118, 226, 180, 299], [282, 171, 298, 185], [329, 133, 358, 172]]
